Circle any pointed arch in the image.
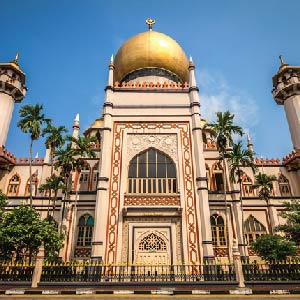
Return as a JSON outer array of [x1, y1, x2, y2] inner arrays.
[[242, 174, 254, 197], [91, 162, 99, 191], [244, 215, 266, 244], [211, 161, 224, 192], [278, 173, 291, 196], [76, 162, 91, 192], [25, 173, 38, 196], [205, 163, 210, 190], [7, 173, 21, 196], [127, 148, 177, 194]]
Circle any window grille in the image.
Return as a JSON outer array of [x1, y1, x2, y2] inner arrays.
[[7, 174, 20, 196], [139, 233, 167, 251], [278, 174, 291, 196]]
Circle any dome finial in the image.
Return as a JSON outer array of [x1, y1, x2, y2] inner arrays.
[[279, 54, 286, 66], [146, 18, 155, 31]]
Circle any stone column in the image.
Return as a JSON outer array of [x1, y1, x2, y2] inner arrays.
[[31, 244, 44, 288]]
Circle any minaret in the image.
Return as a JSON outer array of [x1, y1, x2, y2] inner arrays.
[[272, 55, 300, 150], [72, 113, 80, 139], [0, 53, 27, 146], [247, 133, 254, 154]]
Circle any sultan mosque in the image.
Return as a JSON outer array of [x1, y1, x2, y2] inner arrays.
[[0, 19, 300, 264]]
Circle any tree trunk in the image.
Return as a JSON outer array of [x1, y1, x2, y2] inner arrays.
[[238, 168, 248, 259], [222, 152, 231, 259], [29, 140, 33, 206]]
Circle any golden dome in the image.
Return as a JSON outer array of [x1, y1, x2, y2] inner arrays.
[[114, 31, 189, 83]]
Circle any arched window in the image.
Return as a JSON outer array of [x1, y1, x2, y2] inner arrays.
[[278, 174, 291, 196], [244, 215, 266, 244], [78, 163, 90, 191], [212, 163, 224, 192], [25, 174, 38, 196], [79, 163, 90, 183], [128, 148, 177, 194], [7, 174, 20, 196], [91, 163, 99, 191], [242, 175, 254, 197], [139, 233, 167, 251], [206, 164, 210, 190], [77, 214, 94, 247], [210, 214, 227, 246]]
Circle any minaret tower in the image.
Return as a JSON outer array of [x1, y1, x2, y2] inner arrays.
[[272, 55, 300, 150], [0, 53, 27, 147]]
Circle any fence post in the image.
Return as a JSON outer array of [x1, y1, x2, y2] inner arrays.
[[31, 244, 44, 288], [232, 239, 245, 288]]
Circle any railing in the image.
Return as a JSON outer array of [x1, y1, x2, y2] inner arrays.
[[128, 178, 177, 194], [243, 260, 300, 281], [41, 262, 235, 282], [0, 262, 35, 281]]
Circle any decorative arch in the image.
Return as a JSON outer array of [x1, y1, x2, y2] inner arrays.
[[205, 164, 210, 190], [278, 174, 291, 196], [242, 174, 254, 197], [7, 173, 21, 196], [127, 148, 177, 194], [91, 162, 99, 191], [25, 174, 38, 196], [75, 162, 91, 192], [210, 214, 227, 246], [244, 215, 266, 244], [211, 161, 224, 192]]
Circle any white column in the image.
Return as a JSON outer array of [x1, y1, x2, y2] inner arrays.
[[284, 95, 300, 149], [91, 103, 113, 261], [189, 62, 214, 261], [0, 94, 14, 147]]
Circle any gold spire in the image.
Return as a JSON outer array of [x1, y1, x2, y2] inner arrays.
[[14, 52, 19, 62], [145, 18, 155, 31]]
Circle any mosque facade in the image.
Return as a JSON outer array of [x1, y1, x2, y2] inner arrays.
[[0, 20, 300, 264]]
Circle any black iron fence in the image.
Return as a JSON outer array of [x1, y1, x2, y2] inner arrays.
[[0, 262, 35, 281], [243, 260, 300, 281], [41, 262, 235, 282], [2, 260, 300, 283]]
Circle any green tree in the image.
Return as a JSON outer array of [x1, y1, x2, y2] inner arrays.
[[0, 204, 64, 262], [252, 172, 277, 233], [227, 141, 257, 255], [17, 104, 51, 205], [251, 234, 296, 261], [54, 135, 96, 234], [0, 189, 7, 223], [276, 200, 300, 246], [39, 175, 65, 217], [42, 123, 67, 175], [207, 111, 243, 257]]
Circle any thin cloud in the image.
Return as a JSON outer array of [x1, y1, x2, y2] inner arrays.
[[198, 69, 258, 143]]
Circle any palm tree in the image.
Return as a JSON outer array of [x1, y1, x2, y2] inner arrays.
[[252, 172, 277, 234], [42, 124, 67, 175], [17, 104, 51, 205], [39, 174, 65, 217], [65, 135, 96, 258], [226, 141, 257, 257], [207, 111, 243, 257], [54, 135, 96, 238]]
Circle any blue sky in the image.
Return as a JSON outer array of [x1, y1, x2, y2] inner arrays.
[[2, 0, 300, 160]]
